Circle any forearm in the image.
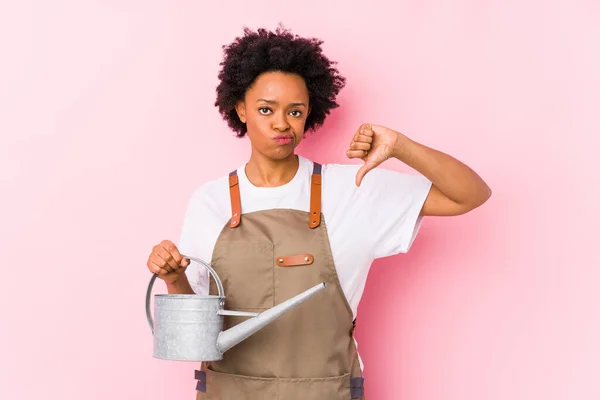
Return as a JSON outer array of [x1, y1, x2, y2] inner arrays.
[[165, 274, 195, 295], [392, 134, 491, 208]]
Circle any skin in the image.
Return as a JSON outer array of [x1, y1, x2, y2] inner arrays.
[[347, 123, 492, 216], [146, 70, 492, 293], [234, 71, 311, 187]]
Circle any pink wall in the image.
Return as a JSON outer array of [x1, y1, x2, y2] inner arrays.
[[1, 1, 599, 399]]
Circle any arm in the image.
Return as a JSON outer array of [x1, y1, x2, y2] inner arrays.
[[392, 134, 492, 216], [348, 123, 491, 217], [166, 275, 195, 295]]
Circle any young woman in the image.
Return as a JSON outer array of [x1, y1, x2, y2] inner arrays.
[[146, 26, 491, 400]]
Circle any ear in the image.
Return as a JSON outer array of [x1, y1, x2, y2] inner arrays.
[[235, 101, 247, 124]]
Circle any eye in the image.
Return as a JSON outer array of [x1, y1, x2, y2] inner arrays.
[[289, 110, 302, 117], [258, 107, 272, 115]]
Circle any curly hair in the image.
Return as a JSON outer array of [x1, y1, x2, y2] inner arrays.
[[215, 26, 346, 137]]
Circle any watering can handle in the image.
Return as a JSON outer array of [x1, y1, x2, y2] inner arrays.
[[145, 254, 225, 333]]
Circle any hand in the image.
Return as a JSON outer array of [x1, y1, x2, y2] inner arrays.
[[346, 123, 401, 186], [146, 240, 190, 284]]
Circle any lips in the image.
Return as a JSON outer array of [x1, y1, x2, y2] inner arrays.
[[274, 135, 293, 145]]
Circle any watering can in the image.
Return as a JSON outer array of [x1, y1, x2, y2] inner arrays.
[[146, 255, 326, 362]]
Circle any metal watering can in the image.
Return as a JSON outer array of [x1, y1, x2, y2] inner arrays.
[[146, 255, 326, 362]]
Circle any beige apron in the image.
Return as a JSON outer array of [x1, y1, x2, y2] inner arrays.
[[195, 163, 365, 400]]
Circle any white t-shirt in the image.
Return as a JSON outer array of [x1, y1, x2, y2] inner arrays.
[[178, 155, 432, 319]]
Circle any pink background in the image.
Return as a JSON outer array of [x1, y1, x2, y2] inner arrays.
[[1, 1, 599, 399]]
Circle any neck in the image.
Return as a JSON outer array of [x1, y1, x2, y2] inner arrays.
[[245, 151, 299, 187]]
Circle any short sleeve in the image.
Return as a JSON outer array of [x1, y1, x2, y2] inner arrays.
[[177, 189, 210, 295], [361, 168, 432, 258]]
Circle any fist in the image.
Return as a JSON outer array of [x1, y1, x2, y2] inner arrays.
[[346, 123, 401, 186], [146, 240, 190, 284]]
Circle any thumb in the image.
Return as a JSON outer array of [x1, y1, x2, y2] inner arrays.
[[181, 258, 190, 268], [355, 161, 377, 187]]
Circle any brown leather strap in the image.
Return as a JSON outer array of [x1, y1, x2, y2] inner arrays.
[[229, 170, 241, 228], [276, 254, 314, 267], [309, 163, 322, 228]]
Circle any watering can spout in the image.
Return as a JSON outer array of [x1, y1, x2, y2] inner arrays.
[[216, 282, 326, 354]]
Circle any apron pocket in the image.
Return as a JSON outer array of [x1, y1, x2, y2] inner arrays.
[[204, 367, 278, 400], [276, 372, 352, 400], [205, 368, 353, 400]]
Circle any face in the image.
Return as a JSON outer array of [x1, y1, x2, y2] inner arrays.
[[235, 71, 311, 160]]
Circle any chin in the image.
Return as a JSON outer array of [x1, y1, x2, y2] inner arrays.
[[262, 147, 296, 161], [271, 151, 296, 161]]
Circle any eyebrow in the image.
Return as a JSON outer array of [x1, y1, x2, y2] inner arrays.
[[257, 99, 307, 107]]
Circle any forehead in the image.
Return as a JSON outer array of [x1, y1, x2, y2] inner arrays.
[[247, 71, 309, 101]]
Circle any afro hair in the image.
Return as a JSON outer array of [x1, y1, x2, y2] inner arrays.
[[215, 26, 346, 137]]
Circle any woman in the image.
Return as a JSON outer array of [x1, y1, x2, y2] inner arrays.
[[146, 27, 491, 400]]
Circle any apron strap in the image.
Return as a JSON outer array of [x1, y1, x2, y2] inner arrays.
[[229, 170, 241, 228], [229, 162, 322, 229], [194, 369, 207, 392], [350, 377, 365, 398], [309, 162, 322, 229]]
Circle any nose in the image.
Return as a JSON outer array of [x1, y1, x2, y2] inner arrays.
[[272, 111, 290, 132]]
